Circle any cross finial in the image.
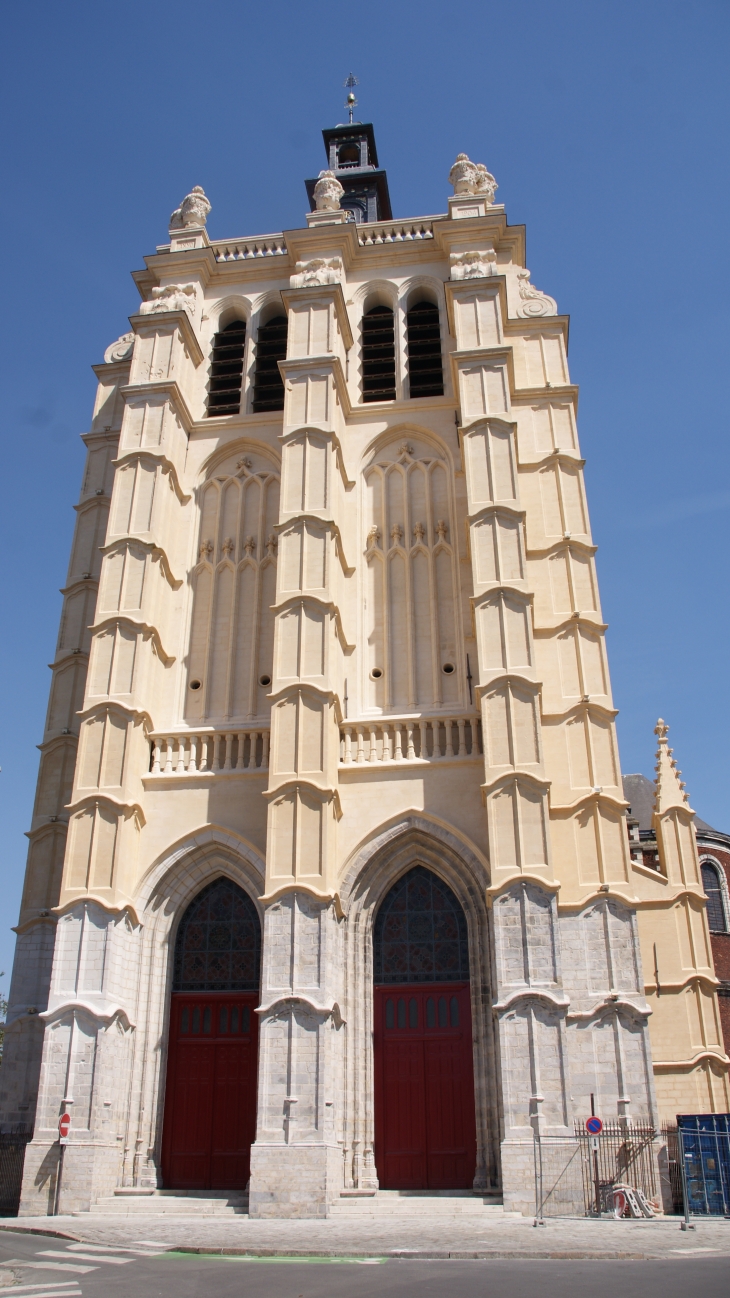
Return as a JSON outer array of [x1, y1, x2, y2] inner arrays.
[[344, 72, 358, 124]]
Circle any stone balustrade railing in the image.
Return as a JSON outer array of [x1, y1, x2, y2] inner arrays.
[[340, 715, 481, 765], [358, 221, 434, 247], [213, 237, 287, 262], [148, 728, 270, 775]]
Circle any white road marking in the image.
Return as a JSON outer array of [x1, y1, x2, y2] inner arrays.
[[0, 1287, 81, 1296], [0, 1291, 83, 1298], [132, 1241, 173, 1248], [2, 1261, 97, 1274], [66, 1244, 164, 1256], [38, 1251, 131, 1266]]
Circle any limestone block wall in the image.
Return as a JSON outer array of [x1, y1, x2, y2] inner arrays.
[[1, 351, 126, 1133]]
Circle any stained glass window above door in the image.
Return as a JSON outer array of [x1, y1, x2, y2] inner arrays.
[[373, 865, 469, 985], [173, 876, 261, 991]]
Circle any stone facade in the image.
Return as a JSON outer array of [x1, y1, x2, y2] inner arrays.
[[2, 133, 728, 1219]]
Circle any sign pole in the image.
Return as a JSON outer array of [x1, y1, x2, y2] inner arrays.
[[586, 1111, 604, 1216], [678, 1127, 695, 1232], [55, 1114, 71, 1216]]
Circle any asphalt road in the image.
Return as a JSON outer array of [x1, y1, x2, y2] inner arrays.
[[0, 1227, 728, 1297]]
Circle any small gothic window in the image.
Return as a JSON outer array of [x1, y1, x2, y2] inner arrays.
[[406, 300, 444, 398], [361, 305, 396, 403], [173, 877, 261, 991], [207, 319, 246, 417], [252, 315, 288, 413], [338, 142, 360, 165], [701, 862, 728, 933], [373, 864, 469, 985]]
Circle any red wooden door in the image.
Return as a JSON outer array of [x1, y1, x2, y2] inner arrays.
[[374, 983, 476, 1189], [161, 993, 258, 1189]]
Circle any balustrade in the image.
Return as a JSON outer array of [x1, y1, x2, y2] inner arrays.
[[213, 237, 287, 262], [148, 729, 270, 775], [358, 221, 434, 246], [339, 716, 481, 764]]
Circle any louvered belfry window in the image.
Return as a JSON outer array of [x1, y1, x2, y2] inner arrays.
[[207, 319, 246, 416], [252, 315, 288, 413], [361, 304, 396, 403], [406, 300, 444, 398]]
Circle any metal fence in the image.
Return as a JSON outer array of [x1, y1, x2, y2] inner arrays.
[[533, 1122, 659, 1219], [0, 1125, 32, 1216]]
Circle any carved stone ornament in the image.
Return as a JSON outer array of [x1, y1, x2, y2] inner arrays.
[[139, 283, 197, 318], [448, 154, 498, 204], [169, 185, 211, 229], [449, 248, 497, 281], [516, 269, 557, 318], [103, 331, 135, 364], [313, 170, 344, 212], [290, 257, 343, 289]]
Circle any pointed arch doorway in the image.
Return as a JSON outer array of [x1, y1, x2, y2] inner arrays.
[[373, 865, 477, 1189], [161, 877, 261, 1189]]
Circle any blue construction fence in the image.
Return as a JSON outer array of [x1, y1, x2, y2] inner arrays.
[[676, 1114, 730, 1217]]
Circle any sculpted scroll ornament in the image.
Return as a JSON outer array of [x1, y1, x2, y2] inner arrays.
[[104, 331, 135, 364], [313, 170, 344, 211], [139, 284, 197, 318], [169, 185, 211, 229], [450, 248, 497, 280], [448, 154, 498, 204], [290, 257, 343, 288], [516, 270, 557, 318]]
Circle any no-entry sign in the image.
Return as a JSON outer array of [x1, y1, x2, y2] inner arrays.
[[586, 1115, 603, 1135], [58, 1113, 71, 1139]]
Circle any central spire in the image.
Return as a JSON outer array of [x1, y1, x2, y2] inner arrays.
[[305, 78, 392, 224]]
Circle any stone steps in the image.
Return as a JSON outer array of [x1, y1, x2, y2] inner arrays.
[[82, 1190, 249, 1217], [329, 1190, 520, 1217]]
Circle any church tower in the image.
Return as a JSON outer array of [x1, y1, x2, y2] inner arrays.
[[2, 108, 727, 1219]]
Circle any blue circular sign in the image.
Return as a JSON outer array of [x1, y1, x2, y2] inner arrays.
[[586, 1116, 603, 1134]]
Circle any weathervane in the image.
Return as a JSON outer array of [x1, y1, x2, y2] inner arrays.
[[344, 72, 358, 124]]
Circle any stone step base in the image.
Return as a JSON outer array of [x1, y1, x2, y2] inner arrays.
[[329, 1191, 518, 1217], [82, 1191, 249, 1217]]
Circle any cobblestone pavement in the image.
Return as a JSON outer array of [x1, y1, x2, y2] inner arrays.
[[2, 1213, 730, 1260]]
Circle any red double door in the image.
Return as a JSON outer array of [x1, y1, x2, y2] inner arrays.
[[374, 982, 476, 1189], [161, 992, 258, 1189]]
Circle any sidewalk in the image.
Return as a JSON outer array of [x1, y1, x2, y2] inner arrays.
[[2, 1212, 730, 1261]]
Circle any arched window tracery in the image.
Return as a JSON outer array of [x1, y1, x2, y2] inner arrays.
[[173, 876, 261, 991], [373, 865, 469, 985], [186, 456, 279, 722], [364, 439, 461, 712], [701, 859, 728, 933]]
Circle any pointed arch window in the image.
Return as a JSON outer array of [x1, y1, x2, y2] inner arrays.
[[173, 876, 261, 991], [361, 304, 396, 403], [701, 860, 728, 933], [373, 865, 469, 984], [207, 319, 246, 416], [406, 300, 444, 398], [252, 315, 288, 412]]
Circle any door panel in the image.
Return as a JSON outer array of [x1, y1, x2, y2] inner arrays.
[[374, 982, 476, 1190], [162, 993, 258, 1190]]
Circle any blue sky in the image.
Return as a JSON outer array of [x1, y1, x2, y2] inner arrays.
[[1, 0, 728, 982]]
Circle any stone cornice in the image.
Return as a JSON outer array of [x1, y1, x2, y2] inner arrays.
[[280, 283, 354, 351], [100, 536, 182, 589], [111, 447, 191, 503], [492, 986, 570, 1013], [65, 793, 146, 828], [88, 613, 175, 665], [119, 379, 195, 434], [128, 308, 204, 368]]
